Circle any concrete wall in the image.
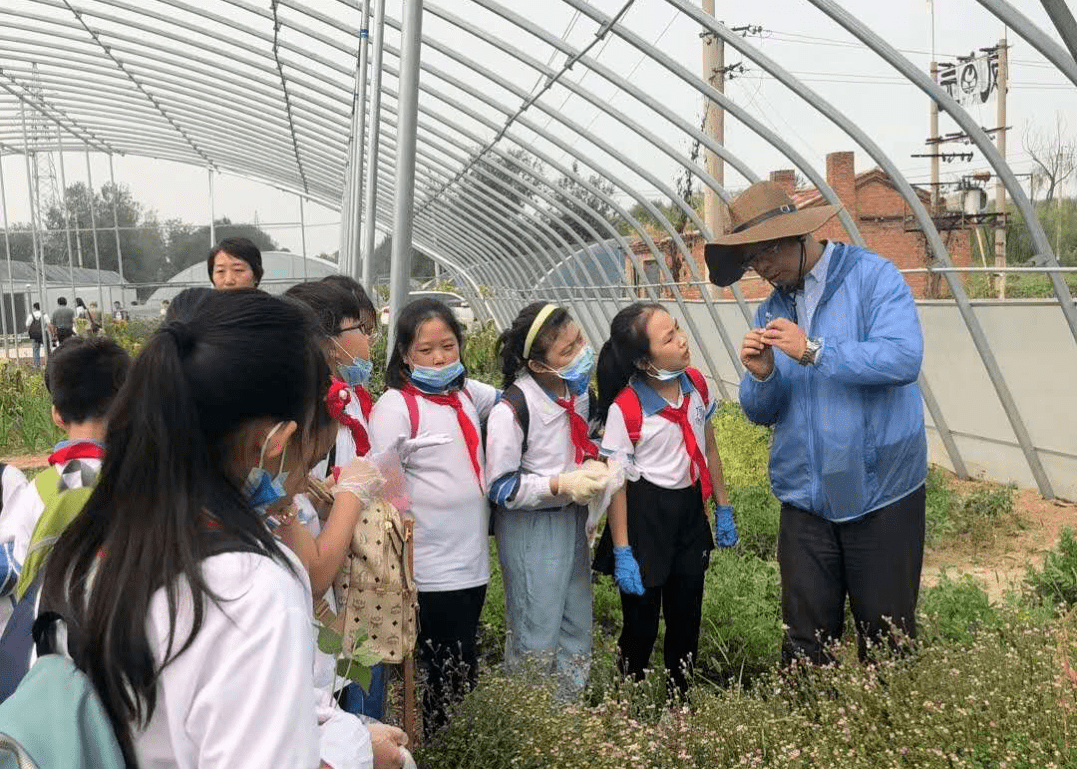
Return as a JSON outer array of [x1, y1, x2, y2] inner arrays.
[[595, 297, 1076, 501]]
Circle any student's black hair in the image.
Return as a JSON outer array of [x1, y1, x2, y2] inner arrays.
[[32, 302, 40, 311], [75, 297, 86, 308], [206, 236, 264, 285], [596, 302, 666, 416], [496, 302, 571, 389], [285, 279, 363, 338], [40, 288, 327, 765], [319, 274, 377, 327], [385, 298, 467, 390], [44, 337, 132, 424], [57, 297, 67, 306], [163, 287, 215, 324]]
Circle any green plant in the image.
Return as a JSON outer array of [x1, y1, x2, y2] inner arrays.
[[712, 401, 772, 490], [1024, 526, 1077, 609], [919, 571, 999, 644], [924, 469, 1022, 552], [0, 363, 64, 455]]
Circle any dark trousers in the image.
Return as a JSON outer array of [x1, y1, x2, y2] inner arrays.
[[778, 485, 925, 665], [417, 584, 487, 732], [618, 571, 706, 694]]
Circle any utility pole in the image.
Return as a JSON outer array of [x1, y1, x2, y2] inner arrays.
[[930, 61, 940, 212], [993, 37, 1008, 299], [701, 0, 726, 300]]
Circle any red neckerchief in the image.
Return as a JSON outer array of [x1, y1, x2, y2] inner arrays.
[[325, 379, 373, 456], [47, 441, 106, 467], [657, 393, 713, 504], [401, 382, 484, 490], [554, 394, 598, 464]]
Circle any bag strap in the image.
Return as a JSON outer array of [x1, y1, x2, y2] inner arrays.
[[402, 390, 420, 439], [686, 367, 709, 406], [500, 384, 530, 455], [613, 387, 644, 445]]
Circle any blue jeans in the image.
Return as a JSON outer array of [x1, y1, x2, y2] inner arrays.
[[31, 341, 41, 368], [338, 663, 386, 720]]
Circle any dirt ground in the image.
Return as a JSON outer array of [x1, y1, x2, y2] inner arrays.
[[922, 469, 1078, 602]]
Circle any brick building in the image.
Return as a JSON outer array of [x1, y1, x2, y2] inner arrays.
[[627, 150, 974, 301]]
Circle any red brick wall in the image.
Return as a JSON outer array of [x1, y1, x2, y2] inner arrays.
[[627, 150, 974, 302]]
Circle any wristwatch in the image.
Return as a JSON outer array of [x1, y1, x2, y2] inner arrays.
[[799, 337, 822, 366]]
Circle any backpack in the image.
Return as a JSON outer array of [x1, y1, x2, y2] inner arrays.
[[322, 497, 418, 665], [613, 368, 709, 444], [0, 645, 125, 768], [15, 467, 95, 600], [26, 317, 41, 344]]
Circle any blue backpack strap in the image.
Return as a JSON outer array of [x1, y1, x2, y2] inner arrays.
[[0, 577, 41, 704]]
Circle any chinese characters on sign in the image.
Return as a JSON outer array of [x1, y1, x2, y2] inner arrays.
[[939, 49, 1000, 106]]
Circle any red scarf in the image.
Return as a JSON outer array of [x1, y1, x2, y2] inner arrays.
[[554, 396, 598, 464], [401, 382, 484, 490], [47, 441, 106, 467], [657, 394, 713, 504], [325, 380, 373, 456]]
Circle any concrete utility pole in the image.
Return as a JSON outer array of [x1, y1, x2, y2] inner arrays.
[[930, 61, 940, 212], [993, 37, 1008, 299], [702, 0, 726, 300]]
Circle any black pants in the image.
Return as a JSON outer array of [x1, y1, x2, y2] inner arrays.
[[778, 485, 925, 665], [618, 572, 706, 694], [416, 584, 487, 732]]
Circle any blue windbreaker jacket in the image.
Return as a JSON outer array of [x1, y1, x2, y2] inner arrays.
[[739, 243, 927, 522]]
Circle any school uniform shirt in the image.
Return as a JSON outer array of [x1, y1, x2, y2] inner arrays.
[[486, 373, 590, 510], [134, 546, 322, 768], [369, 378, 499, 593], [0, 443, 103, 632], [600, 372, 717, 489]]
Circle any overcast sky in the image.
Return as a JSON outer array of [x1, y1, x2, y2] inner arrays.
[[0, 0, 1075, 267]]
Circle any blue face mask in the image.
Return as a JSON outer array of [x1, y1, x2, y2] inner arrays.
[[410, 360, 465, 392], [647, 363, 687, 381], [241, 422, 290, 519], [543, 345, 595, 396], [333, 339, 373, 387]]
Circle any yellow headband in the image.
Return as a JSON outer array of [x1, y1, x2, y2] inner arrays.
[[523, 303, 559, 358]]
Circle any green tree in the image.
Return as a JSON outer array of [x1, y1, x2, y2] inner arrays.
[[542, 161, 617, 244], [165, 216, 281, 276]]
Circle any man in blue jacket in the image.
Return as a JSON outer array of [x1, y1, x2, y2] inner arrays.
[[705, 181, 926, 665]]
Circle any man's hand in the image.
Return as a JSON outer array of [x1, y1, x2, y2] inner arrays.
[[740, 328, 775, 379], [761, 318, 808, 363]]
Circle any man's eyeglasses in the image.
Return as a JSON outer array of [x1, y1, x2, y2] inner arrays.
[[744, 241, 785, 268]]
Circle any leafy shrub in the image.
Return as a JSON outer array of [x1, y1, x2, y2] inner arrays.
[[0, 364, 63, 455], [727, 484, 780, 562], [924, 468, 1022, 551], [919, 571, 999, 644], [712, 401, 771, 490], [1025, 527, 1077, 609]]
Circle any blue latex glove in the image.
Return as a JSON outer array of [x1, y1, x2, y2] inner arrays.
[[613, 545, 646, 596], [714, 503, 739, 548]]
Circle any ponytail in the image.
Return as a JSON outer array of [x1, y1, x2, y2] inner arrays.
[[596, 302, 665, 416], [496, 301, 570, 389], [41, 289, 324, 765]]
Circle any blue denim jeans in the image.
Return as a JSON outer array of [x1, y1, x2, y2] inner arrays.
[[338, 663, 386, 720]]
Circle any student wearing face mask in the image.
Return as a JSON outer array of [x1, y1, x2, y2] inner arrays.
[[369, 298, 500, 732], [33, 290, 408, 768], [485, 303, 610, 700], [593, 303, 736, 697]]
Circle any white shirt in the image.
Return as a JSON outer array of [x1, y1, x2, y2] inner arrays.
[[369, 378, 499, 592], [796, 240, 835, 331], [24, 310, 48, 328], [485, 373, 589, 510], [600, 372, 717, 489]]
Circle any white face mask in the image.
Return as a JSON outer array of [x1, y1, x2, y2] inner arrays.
[[646, 363, 687, 381]]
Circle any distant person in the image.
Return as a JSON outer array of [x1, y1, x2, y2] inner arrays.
[[112, 301, 129, 323], [74, 298, 90, 336], [159, 299, 170, 318], [208, 237, 263, 290], [49, 297, 75, 346], [24, 303, 48, 368]]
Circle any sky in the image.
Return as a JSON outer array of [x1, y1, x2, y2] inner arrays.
[[0, 0, 1075, 269]]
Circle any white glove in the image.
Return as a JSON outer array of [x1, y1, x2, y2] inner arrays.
[[331, 456, 385, 508], [386, 432, 453, 462], [557, 467, 610, 505]]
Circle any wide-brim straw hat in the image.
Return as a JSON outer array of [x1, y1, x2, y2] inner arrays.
[[704, 181, 841, 287]]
